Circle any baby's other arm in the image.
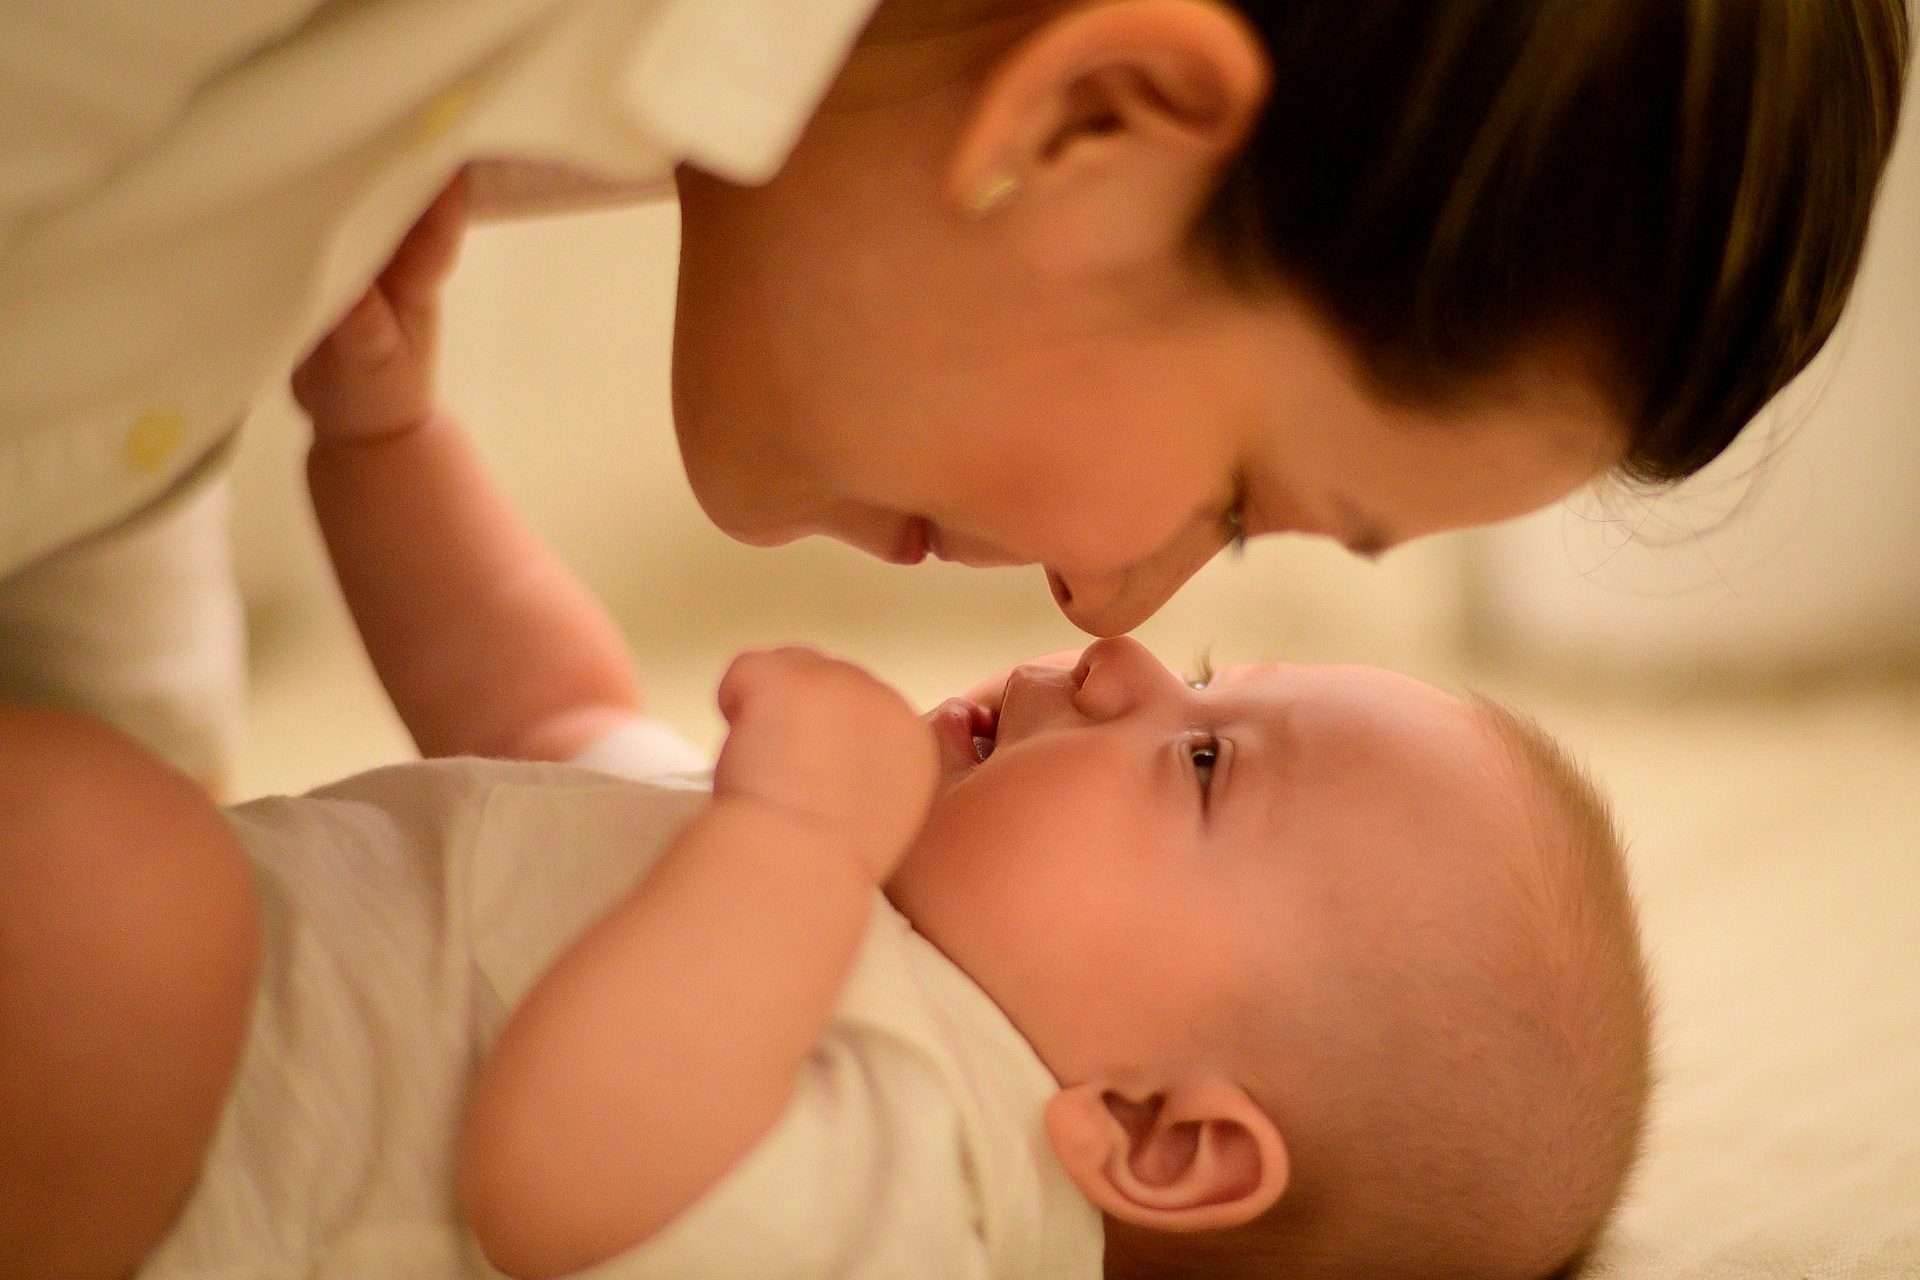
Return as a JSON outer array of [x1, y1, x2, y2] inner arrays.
[[294, 177, 639, 762], [459, 648, 939, 1279]]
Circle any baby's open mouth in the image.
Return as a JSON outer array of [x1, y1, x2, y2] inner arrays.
[[931, 696, 999, 775], [969, 700, 998, 763]]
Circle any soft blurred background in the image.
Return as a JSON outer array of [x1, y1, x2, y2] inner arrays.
[[226, 93, 1919, 1273]]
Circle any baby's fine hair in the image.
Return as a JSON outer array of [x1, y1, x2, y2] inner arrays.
[[1200, 0, 1910, 484], [1107, 697, 1653, 1280]]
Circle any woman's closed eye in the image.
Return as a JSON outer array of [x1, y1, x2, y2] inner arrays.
[[1221, 494, 1248, 558]]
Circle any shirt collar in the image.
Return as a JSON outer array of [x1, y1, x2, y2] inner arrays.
[[620, 0, 886, 184]]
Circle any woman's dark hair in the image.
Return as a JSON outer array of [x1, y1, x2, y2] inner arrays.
[[1202, 0, 1911, 482]]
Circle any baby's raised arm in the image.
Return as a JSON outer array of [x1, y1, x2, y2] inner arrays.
[[458, 648, 938, 1278], [293, 178, 640, 762]]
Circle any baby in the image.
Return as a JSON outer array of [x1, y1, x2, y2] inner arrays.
[[4, 635, 1651, 1280], [0, 199, 1650, 1280], [455, 635, 1654, 1280]]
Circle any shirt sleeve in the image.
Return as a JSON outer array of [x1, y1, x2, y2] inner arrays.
[[566, 717, 711, 782], [570, 1029, 992, 1280], [0, 0, 321, 237]]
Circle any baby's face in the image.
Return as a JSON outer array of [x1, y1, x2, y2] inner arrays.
[[886, 636, 1522, 1085]]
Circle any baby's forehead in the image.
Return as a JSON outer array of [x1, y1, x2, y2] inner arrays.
[[1232, 685, 1538, 916], [1211, 659, 1467, 717], [1210, 663, 1511, 826]]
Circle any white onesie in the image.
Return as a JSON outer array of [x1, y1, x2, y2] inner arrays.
[[137, 728, 1103, 1279]]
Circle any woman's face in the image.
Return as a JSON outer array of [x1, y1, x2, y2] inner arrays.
[[668, 20, 1626, 637]]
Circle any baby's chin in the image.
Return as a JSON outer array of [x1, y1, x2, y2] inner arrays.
[[878, 837, 936, 927], [879, 796, 971, 928]]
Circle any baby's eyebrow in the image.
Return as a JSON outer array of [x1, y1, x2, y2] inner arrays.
[[1209, 661, 1279, 687]]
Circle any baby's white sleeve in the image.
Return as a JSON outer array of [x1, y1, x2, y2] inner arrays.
[[566, 717, 711, 782], [569, 1031, 990, 1280]]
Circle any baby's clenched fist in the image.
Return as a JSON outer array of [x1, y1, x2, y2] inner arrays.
[[713, 647, 939, 883]]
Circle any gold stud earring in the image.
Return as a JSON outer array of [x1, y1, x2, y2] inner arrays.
[[966, 172, 1019, 218]]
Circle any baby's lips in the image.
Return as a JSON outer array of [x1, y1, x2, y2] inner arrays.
[[927, 697, 996, 772], [966, 694, 998, 739], [956, 669, 1012, 717]]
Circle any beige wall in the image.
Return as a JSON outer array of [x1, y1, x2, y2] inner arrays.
[[1465, 87, 1920, 683]]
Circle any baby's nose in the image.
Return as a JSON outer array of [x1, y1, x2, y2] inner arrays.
[[1072, 636, 1171, 720], [989, 660, 1086, 748]]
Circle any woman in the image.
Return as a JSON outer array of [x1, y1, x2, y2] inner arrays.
[[0, 0, 1907, 783]]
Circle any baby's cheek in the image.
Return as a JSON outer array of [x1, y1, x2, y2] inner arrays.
[[888, 798, 992, 909]]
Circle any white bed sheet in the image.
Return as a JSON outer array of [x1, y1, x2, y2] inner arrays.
[[1575, 698, 1920, 1278]]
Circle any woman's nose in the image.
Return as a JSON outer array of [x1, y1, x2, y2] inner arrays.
[[1049, 537, 1222, 637], [1072, 635, 1174, 721]]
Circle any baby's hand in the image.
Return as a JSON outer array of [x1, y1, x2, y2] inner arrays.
[[713, 647, 939, 883], [292, 176, 467, 444]]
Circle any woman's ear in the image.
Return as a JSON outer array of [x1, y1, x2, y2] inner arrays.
[[947, 0, 1269, 273], [1044, 1076, 1289, 1233]]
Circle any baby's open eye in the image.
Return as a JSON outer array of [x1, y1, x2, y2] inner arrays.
[[1187, 736, 1221, 794]]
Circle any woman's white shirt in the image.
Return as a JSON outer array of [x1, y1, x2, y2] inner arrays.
[[0, 0, 881, 575]]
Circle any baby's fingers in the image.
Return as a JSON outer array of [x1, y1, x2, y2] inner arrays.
[[716, 647, 808, 725], [378, 175, 469, 313], [290, 286, 402, 412]]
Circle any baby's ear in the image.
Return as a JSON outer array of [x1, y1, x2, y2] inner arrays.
[[1044, 1077, 1288, 1232]]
